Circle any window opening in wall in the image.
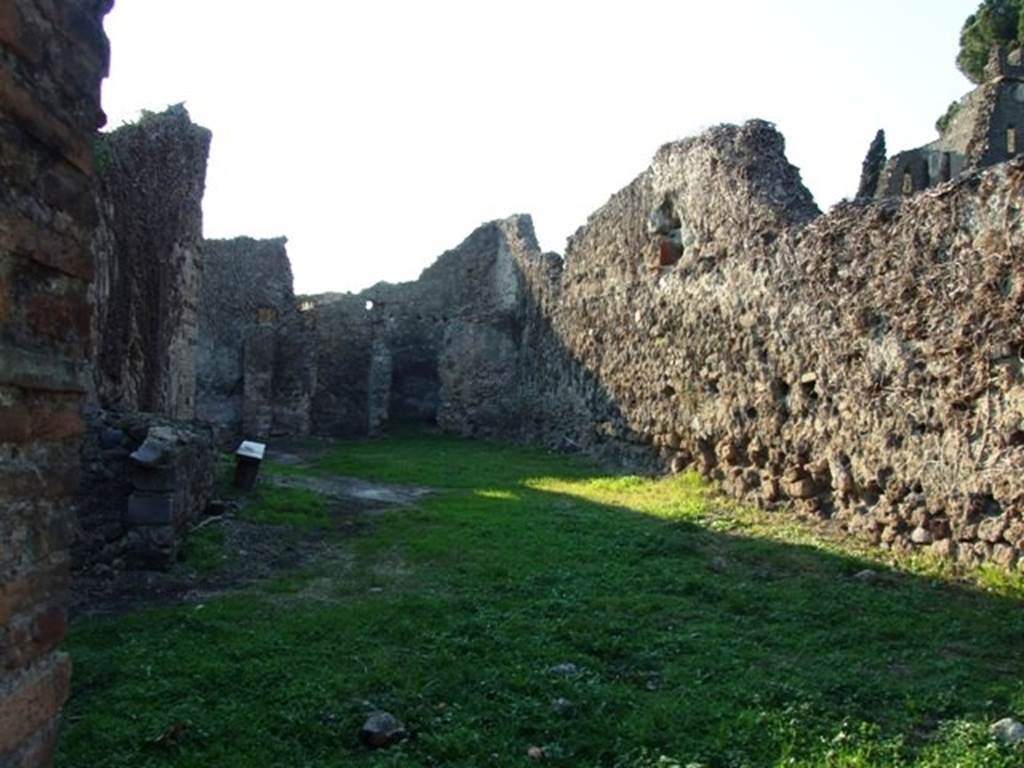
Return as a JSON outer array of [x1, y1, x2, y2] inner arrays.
[[365, 300, 374, 311], [256, 307, 277, 324], [299, 300, 314, 312], [1008, 125, 1018, 156], [901, 168, 915, 195], [658, 238, 682, 267]]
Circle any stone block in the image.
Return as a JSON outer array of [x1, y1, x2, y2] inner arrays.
[[131, 464, 178, 493], [0, 68, 93, 173], [978, 516, 1007, 543], [0, 210, 93, 281], [0, 391, 84, 444], [2, 603, 66, 672], [0, 564, 70, 628], [0, 653, 71, 756], [125, 493, 175, 527]]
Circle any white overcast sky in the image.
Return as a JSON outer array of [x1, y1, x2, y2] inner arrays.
[[101, 1, 979, 295]]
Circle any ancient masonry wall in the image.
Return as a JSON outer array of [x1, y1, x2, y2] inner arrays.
[[324, 120, 1023, 572], [0, 1, 111, 764], [71, 106, 216, 576], [197, 237, 316, 443], [305, 217, 540, 436], [502, 121, 1023, 573], [74, 413, 216, 571], [88, 105, 210, 420]]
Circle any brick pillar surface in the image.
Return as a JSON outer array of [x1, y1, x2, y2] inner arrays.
[[0, 1, 111, 765]]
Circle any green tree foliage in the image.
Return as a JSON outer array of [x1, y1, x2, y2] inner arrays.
[[957, 0, 1024, 83], [935, 100, 963, 135]]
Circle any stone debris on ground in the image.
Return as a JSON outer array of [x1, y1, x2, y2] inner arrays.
[[359, 711, 408, 749], [547, 662, 580, 677], [990, 717, 1024, 746]]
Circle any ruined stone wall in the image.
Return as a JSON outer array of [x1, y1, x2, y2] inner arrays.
[[497, 121, 1024, 572], [74, 413, 215, 571], [434, 216, 545, 436], [88, 105, 210, 420], [197, 237, 316, 443], [298, 120, 1024, 572], [0, 1, 111, 763], [306, 218, 538, 436]]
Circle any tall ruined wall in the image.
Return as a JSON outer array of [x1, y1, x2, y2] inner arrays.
[[306, 218, 536, 435], [435, 216, 549, 436], [495, 121, 1023, 572], [197, 237, 316, 442], [0, 1, 111, 764], [89, 105, 210, 420]]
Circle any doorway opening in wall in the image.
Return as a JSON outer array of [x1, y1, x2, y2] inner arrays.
[[940, 152, 952, 182], [1008, 125, 1018, 156]]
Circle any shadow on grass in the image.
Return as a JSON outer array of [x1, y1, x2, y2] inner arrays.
[[59, 431, 1024, 768]]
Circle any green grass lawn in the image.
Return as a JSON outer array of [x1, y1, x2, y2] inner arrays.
[[58, 432, 1024, 767]]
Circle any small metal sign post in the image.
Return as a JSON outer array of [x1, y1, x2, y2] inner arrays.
[[234, 440, 266, 491]]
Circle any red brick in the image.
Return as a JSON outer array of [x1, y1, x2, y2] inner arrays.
[[0, 653, 71, 755], [0, 464, 78, 503], [6, 715, 60, 768], [0, 211, 92, 280], [0, 394, 84, 444], [0, 3, 35, 65], [0, 563, 70, 628], [2, 604, 66, 672], [27, 290, 90, 347], [0, 68, 92, 173]]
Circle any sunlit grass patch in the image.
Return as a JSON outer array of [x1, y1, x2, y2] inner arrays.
[[474, 489, 520, 501], [527, 471, 710, 521]]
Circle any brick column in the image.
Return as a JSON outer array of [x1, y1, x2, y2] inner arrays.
[[0, 1, 111, 765]]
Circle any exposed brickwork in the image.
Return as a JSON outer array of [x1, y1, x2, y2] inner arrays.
[[0, 0, 111, 764]]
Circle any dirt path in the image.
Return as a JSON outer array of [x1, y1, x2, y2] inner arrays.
[[71, 440, 433, 617]]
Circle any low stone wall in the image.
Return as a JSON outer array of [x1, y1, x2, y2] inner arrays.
[[0, 1, 111, 764], [73, 412, 217, 572]]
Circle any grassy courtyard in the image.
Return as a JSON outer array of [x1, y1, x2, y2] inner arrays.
[[58, 432, 1024, 767]]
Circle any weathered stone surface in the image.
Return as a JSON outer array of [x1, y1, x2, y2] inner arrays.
[[72, 412, 216, 572], [359, 711, 407, 749], [322, 119, 1024, 572], [87, 105, 211, 420], [877, 47, 1024, 199], [990, 717, 1024, 746], [303, 215, 547, 438], [0, 1, 110, 763], [197, 237, 316, 443]]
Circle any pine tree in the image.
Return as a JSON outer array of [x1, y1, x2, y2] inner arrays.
[[856, 130, 887, 200]]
